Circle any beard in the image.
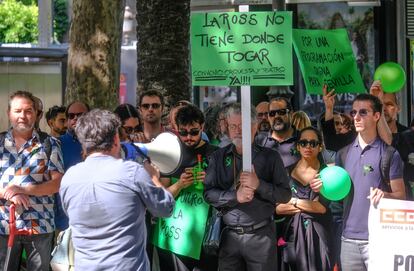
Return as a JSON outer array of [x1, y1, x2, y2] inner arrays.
[[183, 137, 201, 150], [232, 137, 242, 149], [12, 122, 34, 133], [258, 120, 271, 132], [272, 117, 289, 132]]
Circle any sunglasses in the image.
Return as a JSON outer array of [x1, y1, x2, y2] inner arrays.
[[67, 112, 85, 119], [269, 108, 289, 117], [140, 103, 161, 110], [257, 112, 269, 118], [350, 109, 372, 118], [123, 125, 142, 134], [178, 129, 200, 137], [298, 139, 320, 148]]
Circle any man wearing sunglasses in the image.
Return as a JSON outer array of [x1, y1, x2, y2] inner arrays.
[[255, 97, 300, 168], [312, 93, 405, 271], [138, 90, 165, 142], [156, 104, 218, 271], [57, 101, 90, 231]]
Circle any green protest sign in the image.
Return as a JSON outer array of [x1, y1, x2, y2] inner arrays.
[[152, 179, 210, 260], [191, 11, 293, 86], [292, 28, 366, 94]]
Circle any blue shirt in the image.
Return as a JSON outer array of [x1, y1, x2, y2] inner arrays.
[[339, 137, 403, 240], [60, 155, 174, 271], [60, 130, 83, 171], [55, 130, 84, 230]]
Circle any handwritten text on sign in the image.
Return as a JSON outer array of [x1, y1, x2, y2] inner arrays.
[[292, 28, 366, 94], [191, 12, 293, 86], [152, 184, 210, 260]]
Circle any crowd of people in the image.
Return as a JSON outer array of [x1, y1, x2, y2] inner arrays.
[[0, 81, 413, 271]]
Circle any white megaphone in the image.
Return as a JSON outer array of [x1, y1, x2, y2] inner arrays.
[[133, 132, 182, 175]]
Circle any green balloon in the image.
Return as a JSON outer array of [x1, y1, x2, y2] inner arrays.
[[320, 166, 351, 201], [374, 62, 406, 93]]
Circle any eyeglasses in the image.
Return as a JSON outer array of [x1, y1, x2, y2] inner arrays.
[[269, 108, 289, 117], [123, 125, 142, 134], [257, 112, 269, 118], [298, 139, 320, 148], [178, 129, 201, 137], [228, 124, 242, 131], [140, 103, 161, 110], [67, 112, 85, 119], [350, 109, 372, 118]]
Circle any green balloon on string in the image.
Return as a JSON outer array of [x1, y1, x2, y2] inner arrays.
[[319, 166, 351, 201], [374, 62, 406, 93]]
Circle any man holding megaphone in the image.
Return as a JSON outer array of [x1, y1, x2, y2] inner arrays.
[[59, 109, 175, 271], [155, 104, 218, 271]]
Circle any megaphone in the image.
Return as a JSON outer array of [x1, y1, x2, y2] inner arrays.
[[133, 132, 182, 175]]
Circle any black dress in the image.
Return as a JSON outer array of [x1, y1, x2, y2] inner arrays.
[[280, 165, 333, 271]]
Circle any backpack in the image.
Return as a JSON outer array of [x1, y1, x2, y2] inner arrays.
[[0, 130, 53, 160], [337, 143, 396, 191]]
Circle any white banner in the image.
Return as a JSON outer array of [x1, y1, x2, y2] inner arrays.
[[368, 198, 414, 271]]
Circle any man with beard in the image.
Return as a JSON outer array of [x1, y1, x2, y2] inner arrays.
[[382, 92, 408, 145], [156, 104, 218, 271], [139, 90, 166, 142], [46, 105, 67, 138], [0, 91, 64, 270], [255, 97, 299, 168], [256, 101, 270, 132], [204, 103, 291, 271]]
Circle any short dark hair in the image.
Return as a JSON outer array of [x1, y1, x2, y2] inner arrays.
[[8, 90, 36, 111], [175, 104, 205, 127], [139, 90, 164, 106], [297, 126, 323, 145], [65, 101, 90, 117], [75, 109, 121, 155], [114, 103, 140, 125], [269, 97, 293, 111], [353, 93, 382, 113], [46, 106, 66, 122]]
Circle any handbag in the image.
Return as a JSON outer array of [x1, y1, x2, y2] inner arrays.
[[50, 228, 75, 271], [202, 207, 223, 256]]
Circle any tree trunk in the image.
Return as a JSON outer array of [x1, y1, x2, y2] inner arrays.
[[136, 0, 191, 108], [66, 0, 125, 110]]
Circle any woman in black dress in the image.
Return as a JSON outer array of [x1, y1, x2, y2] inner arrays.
[[276, 126, 333, 271]]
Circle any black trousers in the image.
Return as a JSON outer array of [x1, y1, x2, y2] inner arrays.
[[219, 223, 277, 271]]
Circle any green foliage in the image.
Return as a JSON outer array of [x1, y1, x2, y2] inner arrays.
[[16, 0, 37, 5], [0, 0, 38, 43], [53, 0, 68, 43]]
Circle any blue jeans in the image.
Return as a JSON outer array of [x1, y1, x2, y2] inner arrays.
[[340, 237, 369, 271], [0, 232, 54, 271]]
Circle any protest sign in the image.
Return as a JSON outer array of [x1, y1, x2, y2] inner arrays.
[[191, 11, 293, 86], [152, 180, 210, 259], [368, 198, 414, 271], [292, 28, 366, 94]]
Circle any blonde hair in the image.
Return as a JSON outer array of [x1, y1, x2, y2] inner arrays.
[[292, 111, 311, 131]]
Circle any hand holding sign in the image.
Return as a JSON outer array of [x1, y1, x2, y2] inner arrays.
[[374, 62, 406, 93]]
